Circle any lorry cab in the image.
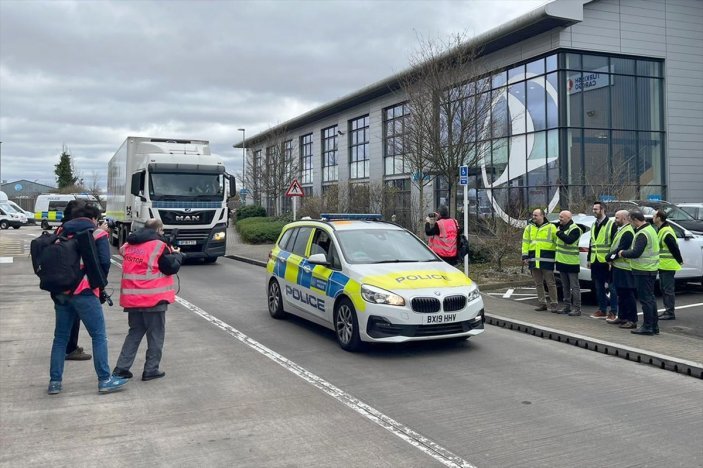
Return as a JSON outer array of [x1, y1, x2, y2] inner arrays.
[[34, 194, 101, 230]]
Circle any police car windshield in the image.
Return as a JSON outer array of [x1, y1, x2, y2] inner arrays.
[[336, 229, 439, 264]]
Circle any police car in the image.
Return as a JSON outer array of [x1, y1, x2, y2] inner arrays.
[[266, 214, 484, 351]]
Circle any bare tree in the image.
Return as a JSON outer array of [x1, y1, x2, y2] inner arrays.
[[244, 125, 298, 216], [400, 33, 495, 219], [475, 210, 526, 272]]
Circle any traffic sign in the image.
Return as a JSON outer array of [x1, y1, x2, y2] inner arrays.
[[285, 179, 304, 197], [239, 188, 250, 195], [459, 165, 469, 186]]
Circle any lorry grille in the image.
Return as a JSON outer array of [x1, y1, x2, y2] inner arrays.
[[159, 210, 215, 225], [163, 229, 211, 241]]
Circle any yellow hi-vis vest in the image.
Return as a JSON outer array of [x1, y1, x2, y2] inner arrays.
[[522, 222, 557, 269], [630, 224, 660, 272], [610, 224, 634, 271], [555, 223, 583, 265], [589, 217, 614, 263], [657, 225, 681, 271]]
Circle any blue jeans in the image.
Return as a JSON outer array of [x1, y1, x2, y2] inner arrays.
[[50, 293, 111, 382]]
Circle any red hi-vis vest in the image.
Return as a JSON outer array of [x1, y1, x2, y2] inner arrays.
[[119, 239, 175, 308], [73, 228, 109, 297], [428, 218, 458, 257]]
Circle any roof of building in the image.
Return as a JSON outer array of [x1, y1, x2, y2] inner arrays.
[[237, 0, 593, 148], [1, 179, 58, 196]]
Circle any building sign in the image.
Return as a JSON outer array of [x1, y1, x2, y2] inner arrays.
[[567, 66, 613, 95]]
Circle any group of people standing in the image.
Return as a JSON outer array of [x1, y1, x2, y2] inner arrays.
[[522, 202, 683, 336], [44, 201, 183, 395]]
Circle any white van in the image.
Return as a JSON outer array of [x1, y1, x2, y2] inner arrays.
[[0, 191, 26, 229], [7, 200, 35, 225], [34, 194, 101, 230]]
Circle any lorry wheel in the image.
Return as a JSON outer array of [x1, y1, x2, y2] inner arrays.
[[0, 220, 9, 229], [204, 256, 218, 264], [41, 220, 50, 230]]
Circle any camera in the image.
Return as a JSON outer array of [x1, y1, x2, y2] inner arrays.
[[100, 290, 113, 306], [165, 228, 179, 247], [428, 213, 437, 218]]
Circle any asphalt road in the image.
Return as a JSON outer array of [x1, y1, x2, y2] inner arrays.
[[2, 226, 702, 467]]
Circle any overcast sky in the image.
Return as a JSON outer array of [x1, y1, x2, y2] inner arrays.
[[0, 0, 547, 189]]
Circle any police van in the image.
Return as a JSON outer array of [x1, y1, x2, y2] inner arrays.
[[34, 194, 101, 230], [266, 214, 485, 351]]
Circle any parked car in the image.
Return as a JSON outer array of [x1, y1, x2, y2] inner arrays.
[[266, 214, 484, 351], [607, 200, 703, 235], [677, 203, 703, 221], [573, 214, 703, 288]]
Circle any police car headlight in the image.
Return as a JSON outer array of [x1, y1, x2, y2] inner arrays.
[[213, 231, 226, 241], [361, 284, 405, 306], [467, 286, 481, 303]]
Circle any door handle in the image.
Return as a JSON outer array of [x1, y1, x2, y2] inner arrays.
[[302, 265, 311, 273]]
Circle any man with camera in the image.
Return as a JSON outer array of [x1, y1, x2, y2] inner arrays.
[[112, 219, 184, 381]]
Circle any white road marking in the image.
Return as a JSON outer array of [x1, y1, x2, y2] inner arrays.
[[502, 288, 515, 298], [514, 296, 539, 301], [658, 302, 703, 312], [109, 258, 476, 468], [0, 257, 13, 264]]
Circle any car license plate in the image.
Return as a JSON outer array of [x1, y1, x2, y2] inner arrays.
[[424, 313, 458, 324], [178, 240, 196, 245]]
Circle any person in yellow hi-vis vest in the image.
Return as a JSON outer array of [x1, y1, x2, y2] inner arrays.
[[619, 210, 660, 336], [588, 201, 618, 320], [653, 210, 683, 321], [606, 210, 638, 329], [555, 211, 583, 316], [522, 208, 558, 312]]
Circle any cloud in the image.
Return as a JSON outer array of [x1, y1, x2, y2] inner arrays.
[[0, 0, 546, 187]]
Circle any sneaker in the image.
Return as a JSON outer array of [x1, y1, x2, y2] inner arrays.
[[558, 307, 571, 314], [567, 310, 582, 316], [98, 376, 128, 393], [112, 367, 133, 379], [590, 310, 607, 319], [142, 370, 166, 381], [607, 317, 626, 325], [65, 347, 92, 361], [605, 312, 617, 321], [658, 312, 676, 321], [619, 321, 637, 329], [534, 304, 548, 311], [47, 381, 62, 395]]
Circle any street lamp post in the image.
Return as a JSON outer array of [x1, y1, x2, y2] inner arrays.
[[237, 128, 245, 192]]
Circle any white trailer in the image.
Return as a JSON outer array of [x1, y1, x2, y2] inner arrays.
[[106, 137, 236, 263]]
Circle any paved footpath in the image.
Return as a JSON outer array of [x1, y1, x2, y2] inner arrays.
[[224, 226, 703, 378]]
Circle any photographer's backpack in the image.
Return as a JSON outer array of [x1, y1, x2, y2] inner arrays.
[[31, 231, 84, 294]]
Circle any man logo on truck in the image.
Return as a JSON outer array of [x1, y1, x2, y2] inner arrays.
[[175, 215, 201, 222]]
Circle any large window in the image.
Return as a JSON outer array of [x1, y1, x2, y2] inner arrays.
[[383, 103, 410, 175], [384, 178, 411, 229], [349, 115, 369, 179], [300, 133, 313, 185], [322, 126, 338, 183]]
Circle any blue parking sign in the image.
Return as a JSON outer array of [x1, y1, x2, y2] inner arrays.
[[459, 166, 468, 185]]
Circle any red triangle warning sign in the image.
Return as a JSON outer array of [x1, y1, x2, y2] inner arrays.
[[285, 178, 305, 197]]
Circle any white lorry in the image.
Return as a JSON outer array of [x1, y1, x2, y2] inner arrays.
[[106, 137, 236, 263]]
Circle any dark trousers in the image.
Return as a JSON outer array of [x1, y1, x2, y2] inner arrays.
[[592, 262, 617, 312], [659, 270, 676, 314], [66, 317, 80, 354], [634, 274, 658, 329], [115, 311, 166, 374], [616, 287, 638, 323]]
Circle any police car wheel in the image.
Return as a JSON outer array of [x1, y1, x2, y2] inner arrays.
[[40, 220, 50, 230], [334, 298, 362, 352], [268, 280, 286, 319]]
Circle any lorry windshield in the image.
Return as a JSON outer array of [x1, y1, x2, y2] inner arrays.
[[149, 173, 223, 201]]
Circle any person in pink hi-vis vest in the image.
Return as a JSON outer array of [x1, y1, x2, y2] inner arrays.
[[112, 219, 184, 382], [425, 205, 461, 265]]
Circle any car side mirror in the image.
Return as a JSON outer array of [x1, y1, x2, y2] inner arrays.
[[683, 230, 694, 239], [308, 253, 329, 265]]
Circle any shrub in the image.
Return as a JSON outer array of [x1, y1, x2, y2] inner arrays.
[[236, 217, 287, 244], [236, 205, 266, 221]]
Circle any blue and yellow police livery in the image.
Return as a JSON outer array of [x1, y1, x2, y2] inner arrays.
[[266, 215, 484, 351]]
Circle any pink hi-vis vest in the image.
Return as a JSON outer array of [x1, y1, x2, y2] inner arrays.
[[119, 239, 175, 308], [428, 218, 458, 257], [73, 228, 109, 297]]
